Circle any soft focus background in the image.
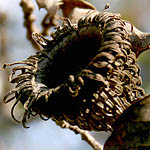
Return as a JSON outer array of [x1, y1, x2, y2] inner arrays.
[[0, 0, 150, 150]]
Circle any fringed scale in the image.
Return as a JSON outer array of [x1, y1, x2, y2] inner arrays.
[[3, 10, 145, 131]]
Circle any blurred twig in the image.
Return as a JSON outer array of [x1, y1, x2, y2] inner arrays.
[[56, 121, 103, 150], [0, 13, 10, 99], [20, 0, 41, 50]]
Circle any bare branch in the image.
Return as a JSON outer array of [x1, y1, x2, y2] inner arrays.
[[0, 13, 11, 103], [125, 21, 150, 57], [56, 121, 103, 150], [20, 0, 41, 50]]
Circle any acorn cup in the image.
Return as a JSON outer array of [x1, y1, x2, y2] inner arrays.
[[3, 10, 145, 131]]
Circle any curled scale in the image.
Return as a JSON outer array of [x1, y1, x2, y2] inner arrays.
[[4, 11, 145, 131]]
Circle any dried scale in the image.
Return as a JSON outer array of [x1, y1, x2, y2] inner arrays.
[[3, 10, 145, 131]]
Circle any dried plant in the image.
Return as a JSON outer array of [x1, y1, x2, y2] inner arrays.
[[3, 10, 145, 131], [3, 0, 150, 149]]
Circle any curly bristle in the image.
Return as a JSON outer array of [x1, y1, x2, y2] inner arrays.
[[4, 10, 145, 131]]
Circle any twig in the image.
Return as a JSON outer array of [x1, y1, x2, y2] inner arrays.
[[125, 21, 150, 57], [56, 121, 103, 150], [20, 0, 41, 50], [0, 13, 10, 104]]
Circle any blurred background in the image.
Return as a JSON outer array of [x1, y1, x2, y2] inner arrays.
[[0, 0, 150, 150]]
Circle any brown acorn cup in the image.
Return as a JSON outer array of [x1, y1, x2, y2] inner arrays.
[[3, 10, 145, 131]]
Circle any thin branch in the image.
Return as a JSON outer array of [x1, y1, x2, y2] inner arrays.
[[56, 121, 103, 150], [20, 0, 41, 50], [125, 21, 150, 57], [0, 12, 11, 101]]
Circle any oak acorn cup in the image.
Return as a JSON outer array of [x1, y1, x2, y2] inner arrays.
[[3, 10, 145, 131]]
